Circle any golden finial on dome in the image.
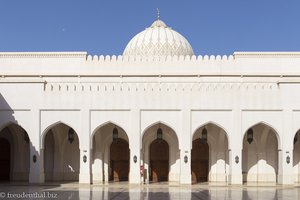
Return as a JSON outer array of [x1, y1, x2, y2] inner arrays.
[[157, 8, 160, 20]]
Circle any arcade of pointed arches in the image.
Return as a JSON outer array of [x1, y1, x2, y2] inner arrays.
[[0, 120, 300, 184]]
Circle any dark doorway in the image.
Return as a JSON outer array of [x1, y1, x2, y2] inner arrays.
[[191, 138, 209, 183], [0, 138, 10, 181], [150, 139, 169, 182], [110, 138, 129, 181]]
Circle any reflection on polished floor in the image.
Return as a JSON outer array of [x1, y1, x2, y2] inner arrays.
[[0, 182, 299, 200]]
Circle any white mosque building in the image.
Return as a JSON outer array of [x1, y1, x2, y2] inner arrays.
[[1, 16, 300, 186]]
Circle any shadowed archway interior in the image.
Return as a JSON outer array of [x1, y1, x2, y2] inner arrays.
[[150, 139, 169, 182], [0, 124, 30, 182], [110, 138, 129, 182], [191, 123, 229, 184], [191, 138, 209, 183], [0, 138, 10, 181], [242, 123, 278, 183], [44, 123, 80, 182]]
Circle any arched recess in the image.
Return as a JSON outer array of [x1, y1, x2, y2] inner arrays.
[[150, 139, 169, 182], [43, 122, 80, 182], [191, 123, 229, 184], [91, 122, 129, 183], [242, 122, 279, 184], [0, 122, 30, 182], [293, 130, 300, 182], [142, 122, 180, 183]]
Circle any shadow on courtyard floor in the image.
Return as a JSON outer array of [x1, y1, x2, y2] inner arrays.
[[0, 182, 296, 200]]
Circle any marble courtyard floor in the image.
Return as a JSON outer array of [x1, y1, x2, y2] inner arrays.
[[0, 182, 299, 200]]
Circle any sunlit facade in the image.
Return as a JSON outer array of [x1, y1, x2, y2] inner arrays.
[[0, 18, 300, 185]]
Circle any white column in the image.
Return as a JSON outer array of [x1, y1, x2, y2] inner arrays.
[[278, 149, 294, 184], [29, 144, 45, 183], [229, 109, 243, 185], [79, 149, 90, 183], [229, 147, 243, 185], [129, 144, 140, 184], [29, 109, 45, 183], [278, 109, 294, 184], [128, 109, 141, 184], [180, 109, 191, 184], [180, 149, 191, 184], [79, 109, 91, 184]]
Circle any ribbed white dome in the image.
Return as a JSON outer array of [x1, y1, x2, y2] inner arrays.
[[123, 19, 194, 57]]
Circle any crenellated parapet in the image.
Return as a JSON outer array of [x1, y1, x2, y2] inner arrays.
[[2, 52, 300, 63], [1, 52, 300, 78], [0, 52, 87, 59], [85, 54, 235, 63]]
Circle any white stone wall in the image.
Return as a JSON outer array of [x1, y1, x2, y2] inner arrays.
[[1, 52, 300, 184]]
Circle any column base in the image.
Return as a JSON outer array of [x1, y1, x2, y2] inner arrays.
[[129, 173, 141, 184], [180, 174, 191, 184], [229, 174, 242, 185], [79, 173, 91, 184], [278, 174, 294, 185]]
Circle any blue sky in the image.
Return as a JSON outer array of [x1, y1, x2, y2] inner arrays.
[[0, 0, 300, 55]]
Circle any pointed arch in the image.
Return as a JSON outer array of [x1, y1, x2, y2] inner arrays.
[[0, 121, 28, 134], [41, 121, 79, 149], [191, 121, 229, 183], [0, 121, 31, 147], [43, 121, 80, 182], [243, 121, 281, 150], [192, 121, 230, 149], [90, 121, 129, 149], [91, 120, 128, 140], [142, 120, 178, 143], [141, 121, 180, 183], [91, 121, 130, 183], [192, 121, 229, 137], [0, 121, 16, 132], [293, 129, 300, 144], [242, 121, 279, 184]]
